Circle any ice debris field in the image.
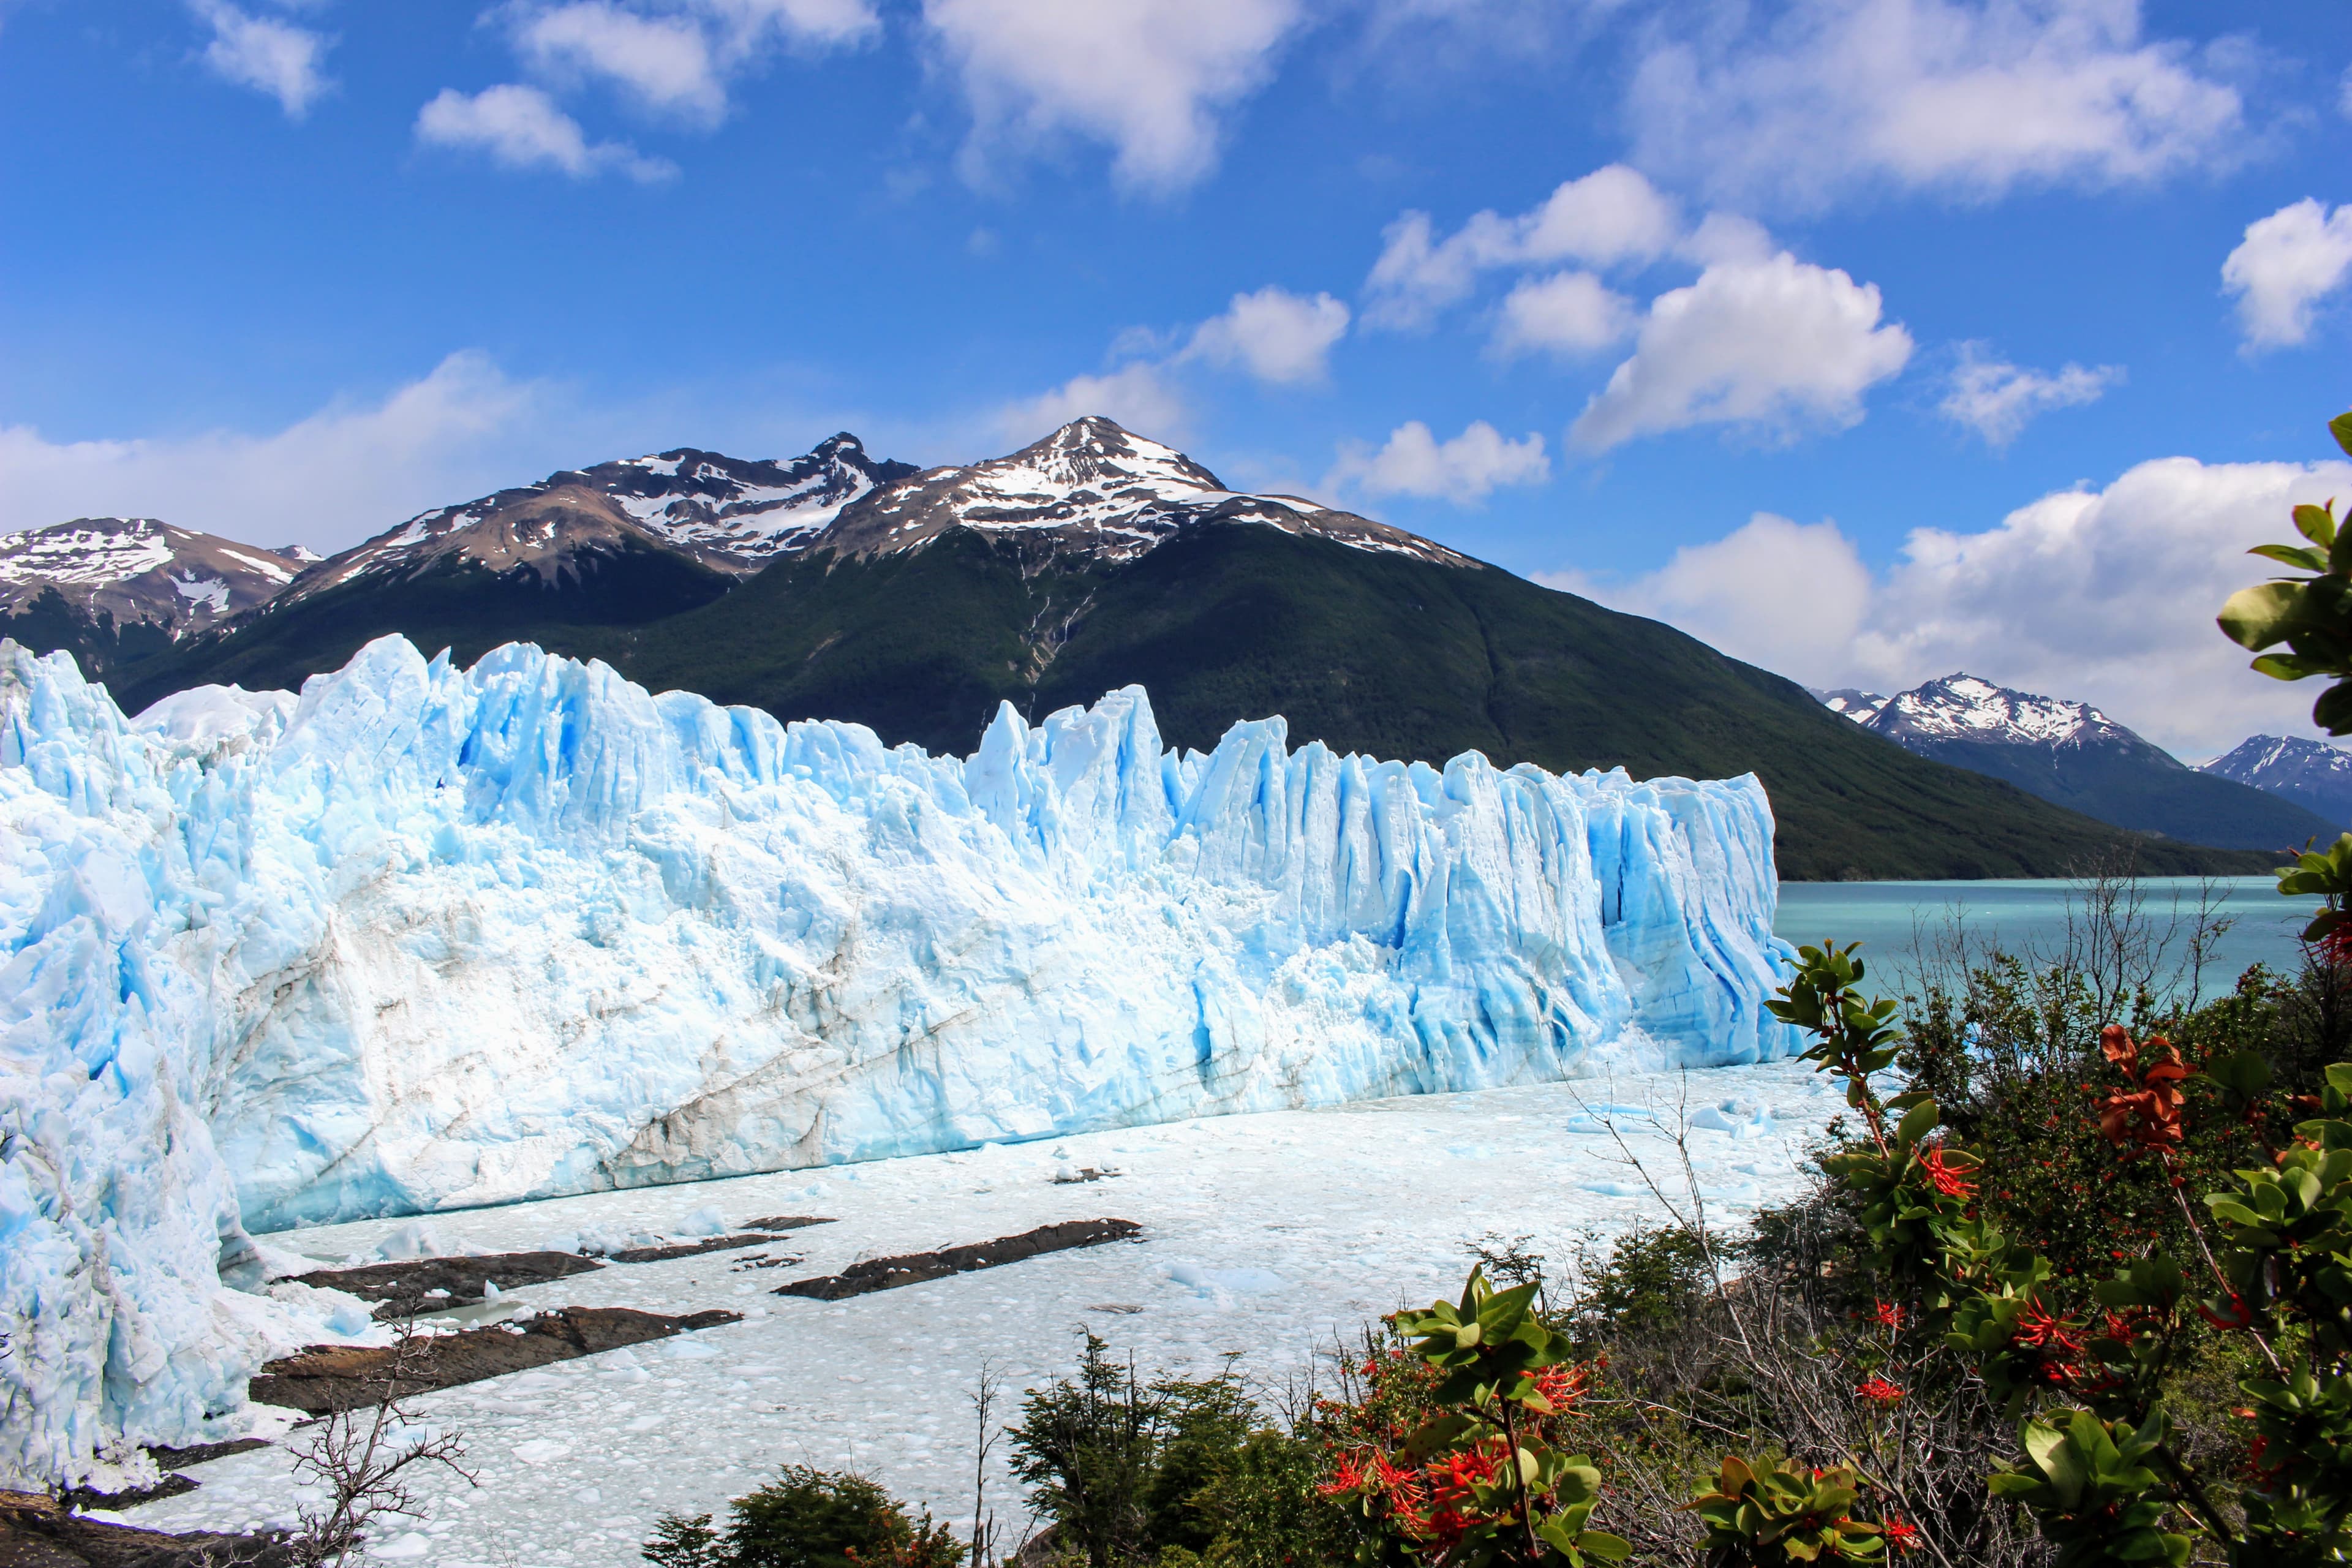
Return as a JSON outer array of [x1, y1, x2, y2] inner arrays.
[[0, 633, 1798, 1490], [127, 1063, 1835, 1567]]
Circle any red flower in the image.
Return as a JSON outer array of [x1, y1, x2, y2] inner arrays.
[[1883, 1518, 1923, 1554], [1855, 1376, 1904, 1404], [1319, 1453, 1366, 1498], [2013, 1301, 2085, 1357], [1526, 1361, 1591, 1413], [2198, 1292, 2256, 1332], [1916, 1145, 1976, 1199], [1870, 1300, 1904, 1331]]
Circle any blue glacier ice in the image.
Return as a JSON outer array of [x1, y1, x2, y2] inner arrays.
[[0, 634, 1797, 1485]]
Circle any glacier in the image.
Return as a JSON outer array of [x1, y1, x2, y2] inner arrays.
[[0, 634, 1796, 1487]]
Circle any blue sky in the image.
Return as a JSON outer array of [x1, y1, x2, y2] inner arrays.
[[2, 0, 2350, 756]]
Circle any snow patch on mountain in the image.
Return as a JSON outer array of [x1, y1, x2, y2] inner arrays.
[[0, 518, 303, 633], [1865, 673, 2125, 747], [2200, 735, 2352, 830], [0, 633, 1795, 1485], [821, 417, 1472, 567], [1813, 688, 1886, 722]]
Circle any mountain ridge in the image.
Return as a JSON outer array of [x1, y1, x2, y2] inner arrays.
[[1819, 672, 2336, 851], [2201, 736, 2352, 833], [9, 419, 2278, 880]]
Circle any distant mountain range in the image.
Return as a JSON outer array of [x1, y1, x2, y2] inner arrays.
[[0, 418, 2275, 880], [1817, 674, 2337, 851], [0, 516, 315, 671], [2199, 736, 2352, 833]]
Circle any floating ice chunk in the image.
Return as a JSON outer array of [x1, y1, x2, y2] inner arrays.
[[674, 1206, 727, 1238], [510, 1440, 570, 1465], [375, 1222, 449, 1262], [1164, 1262, 1286, 1297]]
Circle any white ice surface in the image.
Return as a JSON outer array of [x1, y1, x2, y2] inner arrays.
[[130, 1061, 1834, 1566]]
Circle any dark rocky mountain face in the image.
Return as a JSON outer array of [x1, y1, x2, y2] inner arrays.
[[2200, 736, 2352, 833], [1819, 673, 2337, 851], [0, 517, 311, 677]]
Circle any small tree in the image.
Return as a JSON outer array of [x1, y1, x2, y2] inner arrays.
[[644, 1467, 963, 1568]]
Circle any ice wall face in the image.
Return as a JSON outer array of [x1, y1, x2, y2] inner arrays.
[[0, 635, 1796, 1483]]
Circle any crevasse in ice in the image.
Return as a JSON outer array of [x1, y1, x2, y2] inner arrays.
[[0, 635, 1796, 1485]]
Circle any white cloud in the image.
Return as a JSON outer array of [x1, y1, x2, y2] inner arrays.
[[922, 0, 1306, 194], [1544, 514, 1873, 679], [1491, 270, 1634, 359], [515, 4, 725, 123], [192, 0, 333, 118], [1627, 0, 2245, 210], [1183, 287, 1351, 385], [0, 353, 553, 555], [1569, 252, 1913, 452], [2222, 198, 2352, 350], [698, 0, 880, 50], [1365, 164, 1680, 328], [1568, 455, 2352, 755], [997, 363, 1191, 445], [1938, 343, 2119, 447], [1324, 420, 1549, 503], [415, 85, 677, 181], [503, 0, 877, 125]]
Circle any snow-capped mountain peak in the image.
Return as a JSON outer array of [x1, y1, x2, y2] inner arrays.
[[818, 416, 1471, 567], [2199, 735, 2352, 831], [1866, 672, 2125, 748], [283, 433, 920, 603], [0, 516, 307, 635], [1814, 687, 1887, 722]]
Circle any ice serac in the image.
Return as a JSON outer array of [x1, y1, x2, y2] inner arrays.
[[0, 635, 1796, 1484]]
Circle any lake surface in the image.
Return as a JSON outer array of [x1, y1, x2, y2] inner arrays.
[[1775, 876, 2325, 992]]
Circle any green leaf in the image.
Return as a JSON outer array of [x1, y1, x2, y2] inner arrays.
[[2254, 653, 2318, 681], [2024, 1420, 2087, 1510], [2253, 541, 2329, 571], [2297, 503, 2341, 547], [1575, 1531, 1632, 1563], [2331, 411, 2352, 458], [2220, 582, 2307, 650], [2315, 680, 2352, 737], [1895, 1098, 1939, 1149]]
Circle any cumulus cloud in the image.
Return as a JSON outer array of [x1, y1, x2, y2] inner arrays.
[[1364, 164, 1680, 328], [514, 4, 726, 122], [1626, 0, 2245, 210], [415, 85, 677, 181], [997, 362, 1191, 446], [191, 0, 333, 118], [1183, 287, 1351, 385], [0, 353, 555, 555], [1569, 252, 1913, 452], [503, 0, 876, 125], [1564, 455, 2352, 755], [1491, 270, 1635, 359], [923, 0, 1306, 194], [1938, 344, 2119, 447], [1324, 420, 1549, 503], [2223, 198, 2352, 350]]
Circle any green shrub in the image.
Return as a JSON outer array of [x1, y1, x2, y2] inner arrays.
[[1008, 1334, 1343, 1568], [1569, 1224, 1713, 1341], [643, 1466, 963, 1568]]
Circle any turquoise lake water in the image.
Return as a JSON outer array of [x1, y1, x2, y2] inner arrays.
[[1774, 877, 2326, 991]]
